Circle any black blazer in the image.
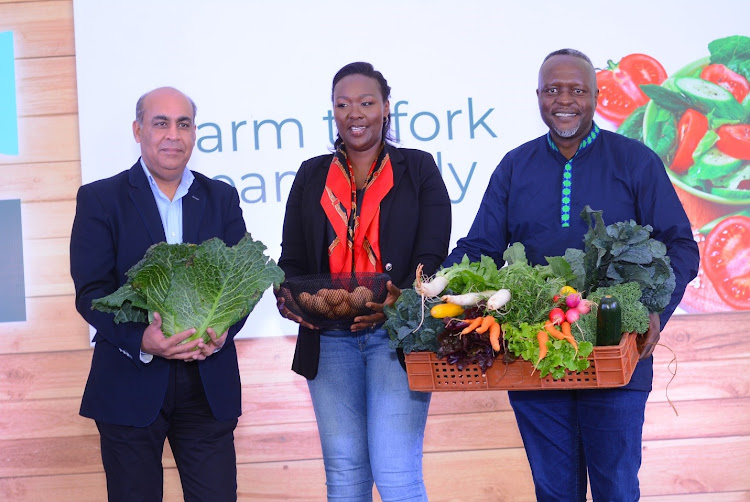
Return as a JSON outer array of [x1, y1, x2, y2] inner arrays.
[[279, 145, 452, 379], [70, 161, 248, 426]]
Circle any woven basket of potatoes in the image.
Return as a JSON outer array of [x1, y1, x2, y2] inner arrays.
[[276, 273, 390, 329]]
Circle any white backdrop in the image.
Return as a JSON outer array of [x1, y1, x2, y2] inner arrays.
[[73, 0, 750, 337]]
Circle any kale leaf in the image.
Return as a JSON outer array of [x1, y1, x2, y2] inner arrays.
[[577, 206, 676, 313], [384, 288, 442, 353], [92, 233, 284, 343]]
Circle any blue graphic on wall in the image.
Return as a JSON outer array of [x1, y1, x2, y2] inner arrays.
[[1, 31, 19, 156]]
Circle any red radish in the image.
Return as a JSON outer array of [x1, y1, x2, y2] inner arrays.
[[565, 293, 581, 308], [576, 299, 592, 314], [549, 307, 565, 325], [565, 308, 581, 323]]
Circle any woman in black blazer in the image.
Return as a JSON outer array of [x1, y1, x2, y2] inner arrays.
[[277, 62, 451, 501]]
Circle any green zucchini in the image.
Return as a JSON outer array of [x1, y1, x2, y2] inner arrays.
[[596, 295, 622, 346]]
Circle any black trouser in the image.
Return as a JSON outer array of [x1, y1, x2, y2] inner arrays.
[[96, 360, 238, 502]]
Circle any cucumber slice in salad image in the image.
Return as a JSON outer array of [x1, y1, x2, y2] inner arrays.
[[674, 77, 746, 121], [689, 147, 743, 180], [640, 56, 750, 205]]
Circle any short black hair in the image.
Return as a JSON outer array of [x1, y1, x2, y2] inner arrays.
[[542, 48, 593, 67]]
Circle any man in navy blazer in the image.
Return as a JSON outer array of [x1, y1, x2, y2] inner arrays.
[[70, 87, 246, 502]]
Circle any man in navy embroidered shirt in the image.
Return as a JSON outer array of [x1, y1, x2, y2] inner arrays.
[[70, 87, 247, 501], [444, 49, 699, 501]]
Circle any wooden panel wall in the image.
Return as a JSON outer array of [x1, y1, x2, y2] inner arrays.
[[1, 1, 749, 500]]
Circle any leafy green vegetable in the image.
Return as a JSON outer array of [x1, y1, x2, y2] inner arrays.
[[709, 35, 750, 82], [616, 105, 647, 142], [503, 322, 594, 379], [644, 104, 677, 159], [575, 206, 676, 313], [692, 130, 720, 162], [577, 282, 651, 342], [434, 254, 503, 294], [384, 289, 442, 353], [92, 233, 284, 343], [640, 85, 692, 114]]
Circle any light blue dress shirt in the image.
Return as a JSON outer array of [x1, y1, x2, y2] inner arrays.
[[138, 160, 195, 362]]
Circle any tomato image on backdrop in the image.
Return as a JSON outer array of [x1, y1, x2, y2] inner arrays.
[[594, 35, 750, 312]]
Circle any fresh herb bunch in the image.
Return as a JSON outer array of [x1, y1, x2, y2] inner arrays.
[[384, 289, 442, 353], [503, 322, 594, 379], [571, 206, 676, 313], [498, 244, 569, 325]]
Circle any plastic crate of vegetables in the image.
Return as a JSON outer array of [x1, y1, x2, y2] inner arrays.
[[403, 331, 639, 391], [385, 207, 672, 392]]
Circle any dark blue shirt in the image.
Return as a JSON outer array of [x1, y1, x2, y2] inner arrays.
[[445, 126, 700, 390]]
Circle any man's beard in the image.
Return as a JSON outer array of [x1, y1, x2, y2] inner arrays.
[[554, 123, 580, 138]]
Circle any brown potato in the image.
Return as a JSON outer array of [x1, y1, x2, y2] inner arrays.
[[322, 288, 348, 306], [297, 291, 313, 311], [332, 301, 354, 319], [348, 286, 374, 312], [308, 295, 328, 316]]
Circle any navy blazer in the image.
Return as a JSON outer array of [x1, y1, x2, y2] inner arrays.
[[279, 145, 452, 379], [70, 161, 248, 426]]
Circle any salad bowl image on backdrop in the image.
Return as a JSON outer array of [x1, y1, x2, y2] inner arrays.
[[594, 35, 750, 312]]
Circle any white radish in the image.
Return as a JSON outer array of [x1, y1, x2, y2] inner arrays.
[[414, 263, 449, 298], [486, 289, 512, 310], [419, 276, 448, 298], [441, 291, 494, 306]]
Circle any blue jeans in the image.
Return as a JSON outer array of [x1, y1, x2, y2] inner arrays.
[[508, 388, 649, 502], [307, 326, 431, 501]]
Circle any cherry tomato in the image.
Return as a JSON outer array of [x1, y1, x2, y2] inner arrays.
[[670, 109, 709, 173], [716, 124, 750, 160], [703, 215, 750, 310], [700, 64, 750, 103], [596, 54, 667, 125]]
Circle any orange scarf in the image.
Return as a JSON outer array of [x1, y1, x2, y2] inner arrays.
[[321, 144, 393, 275]]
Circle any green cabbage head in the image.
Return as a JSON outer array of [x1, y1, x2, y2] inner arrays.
[[92, 233, 284, 343]]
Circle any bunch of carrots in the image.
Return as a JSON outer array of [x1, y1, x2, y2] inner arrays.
[[536, 320, 578, 367], [458, 315, 502, 352]]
